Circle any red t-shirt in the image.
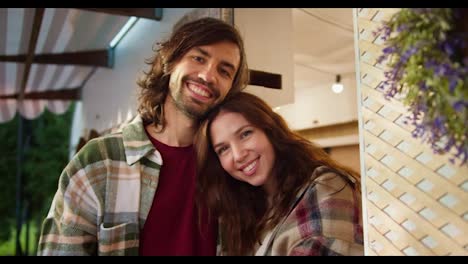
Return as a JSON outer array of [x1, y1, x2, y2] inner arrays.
[[139, 129, 217, 256]]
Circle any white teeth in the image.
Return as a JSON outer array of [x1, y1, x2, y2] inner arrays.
[[243, 160, 257, 173], [188, 83, 210, 97]]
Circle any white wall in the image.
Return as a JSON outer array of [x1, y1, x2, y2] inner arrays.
[[276, 69, 358, 131], [234, 8, 294, 108], [276, 8, 358, 132], [78, 8, 196, 134], [69, 101, 83, 160]]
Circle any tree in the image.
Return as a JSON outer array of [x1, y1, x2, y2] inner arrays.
[[0, 116, 18, 243], [0, 103, 75, 255]]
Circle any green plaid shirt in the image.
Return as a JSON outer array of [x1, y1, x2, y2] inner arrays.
[[38, 116, 162, 255]]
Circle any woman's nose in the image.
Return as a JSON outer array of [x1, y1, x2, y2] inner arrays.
[[232, 144, 247, 163]]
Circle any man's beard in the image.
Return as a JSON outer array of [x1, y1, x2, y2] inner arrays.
[[171, 76, 220, 120], [171, 89, 214, 120]]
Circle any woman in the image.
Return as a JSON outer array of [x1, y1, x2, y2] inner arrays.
[[194, 92, 364, 256]]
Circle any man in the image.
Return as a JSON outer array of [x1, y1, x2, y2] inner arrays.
[[37, 17, 249, 256]]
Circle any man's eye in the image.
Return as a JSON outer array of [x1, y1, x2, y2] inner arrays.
[[193, 56, 205, 63], [220, 69, 232, 78]]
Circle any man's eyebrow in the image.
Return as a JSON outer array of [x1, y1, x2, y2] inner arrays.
[[194, 47, 236, 72], [195, 47, 210, 57]]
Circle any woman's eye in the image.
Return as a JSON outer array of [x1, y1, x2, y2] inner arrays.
[[217, 146, 228, 155], [240, 130, 252, 139]]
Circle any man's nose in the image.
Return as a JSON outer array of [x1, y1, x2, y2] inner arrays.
[[198, 63, 217, 84]]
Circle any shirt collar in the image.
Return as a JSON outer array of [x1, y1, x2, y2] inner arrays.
[[122, 115, 163, 166]]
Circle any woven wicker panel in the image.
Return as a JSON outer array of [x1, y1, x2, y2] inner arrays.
[[355, 8, 468, 255]]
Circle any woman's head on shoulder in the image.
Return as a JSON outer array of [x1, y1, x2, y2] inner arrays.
[[194, 91, 360, 255], [195, 92, 347, 195]]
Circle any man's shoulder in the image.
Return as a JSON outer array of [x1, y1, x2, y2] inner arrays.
[[86, 133, 124, 148], [74, 134, 126, 164]]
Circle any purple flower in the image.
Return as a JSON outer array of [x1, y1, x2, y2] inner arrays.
[[383, 46, 396, 54], [377, 54, 387, 65], [400, 46, 419, 63], [425, 59, 437, 69], [378, 8, 467, 166], [442, 41, 455, 56], [443, 137, 455, 152], [433, 116, 447, 134], [449, 78, 458, 94], [453, 100, 467, 112], [454, 143, 468, 165], [397, 24, 409, 32], [419, 82, 428, 91], [435, 63, 452, 76], [411, 124, 426, 138]]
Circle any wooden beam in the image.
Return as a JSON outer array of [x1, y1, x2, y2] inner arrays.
[[0, 88, 81, 101], [0, 49, 114, 68], [248, 69, 282, 89], [78, 8, 162, 21], [18, 8, 44, 102], [297, 120, 359, 138]]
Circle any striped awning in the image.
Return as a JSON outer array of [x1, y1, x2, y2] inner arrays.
[[0, 8, 131, 123], [0, 8, 284, 124]]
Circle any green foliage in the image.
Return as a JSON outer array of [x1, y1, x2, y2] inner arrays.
[[0, 223, 38, 256], [0, 103, 75, 253], [23, 106, 75, 224], [377, 8, 468, 165], [0, 116, 18, 242]]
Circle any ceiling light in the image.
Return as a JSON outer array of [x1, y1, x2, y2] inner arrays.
[[331, 74, 344, 94], [110, 17, 138, 48]]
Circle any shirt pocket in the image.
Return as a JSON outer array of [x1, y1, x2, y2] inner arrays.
[[98, 222, 139, 256]]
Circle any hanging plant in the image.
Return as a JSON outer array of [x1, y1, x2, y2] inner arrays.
[[376, 8, 468, 165]]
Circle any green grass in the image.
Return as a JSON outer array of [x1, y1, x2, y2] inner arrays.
[[0, 224, 39, 256]]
